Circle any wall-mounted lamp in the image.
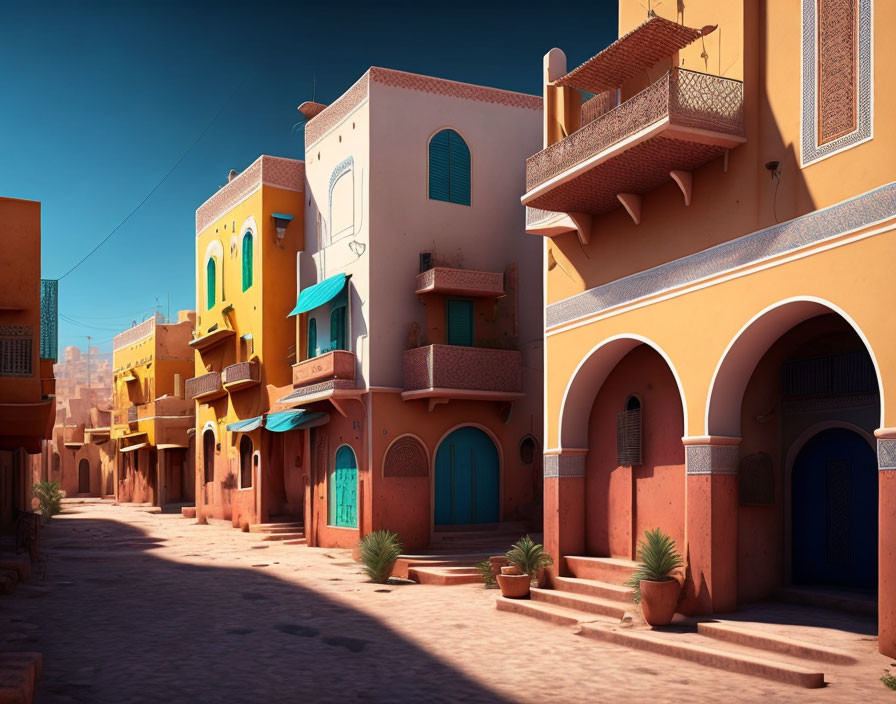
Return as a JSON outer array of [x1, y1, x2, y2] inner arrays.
[[272, 213, 294, 241]]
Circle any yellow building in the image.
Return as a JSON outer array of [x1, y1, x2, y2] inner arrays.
[[526, 0, 896, 658], [189, 155, 304, 529], [111, 312, 195, 507]]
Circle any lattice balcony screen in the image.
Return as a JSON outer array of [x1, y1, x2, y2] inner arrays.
[[0, 327, 33, 377], [616, 407, 642, 466], [40, 279, 58, 361]]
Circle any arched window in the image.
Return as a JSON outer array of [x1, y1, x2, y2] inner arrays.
[[617, 395, 642, 466], [203, 429, 215, 483], [241, 231, 253, 291], [239, 435, 253, 489], [329, 445, 358, 528], [428, 129, 471, 206], [307, 318, 317, 359], [206, 258, 217, 310]]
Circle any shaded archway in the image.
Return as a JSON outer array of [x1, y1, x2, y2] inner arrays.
[[78, 458, 90, 494]]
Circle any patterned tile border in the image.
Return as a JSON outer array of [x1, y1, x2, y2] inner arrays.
[[546, 181, 896, 329], [685, 444, 738, 475], [196, 156, 305, 234], [543, 454, 585, 479], [878, 439, 896, 470], [801, 0, 872, 166], [305, 67, 541, 149]]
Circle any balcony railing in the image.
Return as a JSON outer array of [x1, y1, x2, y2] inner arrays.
[[185, 372, 225, 401], [415, 268, 504, 297], [524, 68, 744, 215], [222, 361, 260, 391], [293, 350, 355, 388], [403, 345, 522, 395], [128, 406, 138, 423]]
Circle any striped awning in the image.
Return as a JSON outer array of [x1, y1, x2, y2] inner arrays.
[[226, 416, 264, 432], [288, 273, 346, 317], [265, 409, 329, 433], [552, 17, 709, 94]]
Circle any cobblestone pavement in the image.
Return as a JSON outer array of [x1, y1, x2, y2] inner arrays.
[[1, 503, 892, 703]]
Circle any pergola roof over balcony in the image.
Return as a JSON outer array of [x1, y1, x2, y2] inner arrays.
[[553, 16, 708, 94]]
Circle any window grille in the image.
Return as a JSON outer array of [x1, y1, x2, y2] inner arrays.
[[0, 326, 33, 377], [616, 396, 642, 466]]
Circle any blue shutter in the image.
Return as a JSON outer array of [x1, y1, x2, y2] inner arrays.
[[330, 306, 346, 351], [241, 232, 253, 291], [307, 318, 317, 359], [206, 258, 216, 310], [448, 131, 471, 205], [446, 299, 474, 346], [428, 130, 450, 202]]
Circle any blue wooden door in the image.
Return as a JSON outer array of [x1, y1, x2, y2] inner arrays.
[[792, 428, 877, 589], [446, 300, 473, 346], [434, 427, 499, 526], [331, 446, 357, 528]]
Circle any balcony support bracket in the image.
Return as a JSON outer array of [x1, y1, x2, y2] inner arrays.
[[428, 398, 450, 413], [670, 170, 693, 206], [568, 212, 592, 245], [329, 398, 349, 418], [617, 193, 642, 225]]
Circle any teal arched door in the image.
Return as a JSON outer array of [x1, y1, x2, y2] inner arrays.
[[434, 427, 499, 526], [330, 446, 358, 528]]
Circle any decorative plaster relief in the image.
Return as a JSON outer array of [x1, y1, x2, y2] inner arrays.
[[878, 438, 896, 470], [543, 454, 585, 479], [383, 436, 429, 478], [685, 444, 738, 475]]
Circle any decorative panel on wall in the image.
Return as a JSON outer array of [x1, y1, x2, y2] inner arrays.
[[383, 436, 429, 478]]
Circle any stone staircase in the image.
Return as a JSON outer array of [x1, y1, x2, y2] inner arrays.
[[496, 555, 864, 688], [248, 522, 306, 545]]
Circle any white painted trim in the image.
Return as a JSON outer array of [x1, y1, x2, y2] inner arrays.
[[546, 219, 896, 337], [557, 333, 687, 449], [704, 296, 885, 435], [305, 96, 371, 151], [200, 420, 218, 441]]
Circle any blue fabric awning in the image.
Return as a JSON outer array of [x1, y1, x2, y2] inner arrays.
[[288, 273, 346, 317], [265, 409, 329, 433], [226, 416, 264, 432]]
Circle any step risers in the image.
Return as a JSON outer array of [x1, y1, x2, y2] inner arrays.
[[408, 566, 481, 586], [180, 507, 197, 519], [580, 624, 824, 689], [553, 576, 634, 603], [774, 587, 878, 617], [531, 588, 629, 620], [392, 556, 488, 579], [281, 538, 307, 546], [697, 622, 857, 665], [496, 597, 619, 627], [248, 523, 303, 533], [260, 533, 305, 542], [565, 556, 638, 585]]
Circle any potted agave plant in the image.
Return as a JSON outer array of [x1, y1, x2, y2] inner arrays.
[[625, 527, 684, 627], [497, 535, 553, 599]]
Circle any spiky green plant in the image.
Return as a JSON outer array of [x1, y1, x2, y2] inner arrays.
[[475, 560, 498, 589], [32, 480, 64, 520], [358, 530, 402, 583], [506, 535, 553, 579], [625, 527, 683, 604], [882, 665, 896, 691]]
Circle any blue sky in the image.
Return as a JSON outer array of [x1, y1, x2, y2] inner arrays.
[[0, 0, 617, 354]]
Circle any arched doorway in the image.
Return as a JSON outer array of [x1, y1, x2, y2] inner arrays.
[[202, 429, 215, 484], [434, 427, 499, 526], [330, 445, 357, 528], [792, 427, 878, 590], [78, 458, 90, 494], [239, 436, 253, 489]]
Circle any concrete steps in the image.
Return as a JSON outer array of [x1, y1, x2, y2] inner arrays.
[[696, 621, 857, 665], [259, 532, 305, 542], [248, 522, 303, 533], [553, 576, 634, 603], [180, 506, 196, 519], [774, 586, 877, 617], [0, 652, 42, 703], [530, 587, 630, 620], [392, 553, 495, 580], [281, 538, 307, 546], [580, 623, 826, 688], [408, 566, 481, 586], [565, 556, 638, 584], [496, 596, 618, 627]]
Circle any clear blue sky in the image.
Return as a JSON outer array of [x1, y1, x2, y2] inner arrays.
[[0, 0, 617, 355]]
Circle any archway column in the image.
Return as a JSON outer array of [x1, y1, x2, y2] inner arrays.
[[682, 435, 740, 614], [543, 449, 586, 580], [876, 428, 896, 658]]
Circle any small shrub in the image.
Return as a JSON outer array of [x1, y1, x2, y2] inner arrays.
[[506, 535, 553, 579], [358, 530, 402, 583], [32, 481, 65, 519], [882, 665, 896, 691], [476, 560, 497, 589], [625, 527, 684, 604]]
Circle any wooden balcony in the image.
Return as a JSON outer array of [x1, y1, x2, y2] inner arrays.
[[523, 68, 744, 223], [135, 397, 193, 447], [223, 361, 260, 392], [293, 350, 355, 388], [415, 268, 504, 297], [186, 372, 225, 402], [402, 345, 523, 404]]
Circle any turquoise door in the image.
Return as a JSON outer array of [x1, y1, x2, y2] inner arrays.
[[330, 445, 357, 527], [446, 299, 473, 346], [434, 427, 499, 525]]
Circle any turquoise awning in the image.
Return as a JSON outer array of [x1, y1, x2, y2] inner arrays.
[[226, 416, 264, 432], [265, 409, 329, 433], [288, 273, 346, 317]]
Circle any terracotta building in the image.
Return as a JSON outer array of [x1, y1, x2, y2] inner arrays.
[[0, 196, 56, 530], [258, 68, 544, 551], [111, 313, 195, 507], [528, 0, 896, 656]]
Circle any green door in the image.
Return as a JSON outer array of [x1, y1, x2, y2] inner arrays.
[[446, 299, 473, 346], [434, 427, 499, 525], [330, 445, 357, 527]]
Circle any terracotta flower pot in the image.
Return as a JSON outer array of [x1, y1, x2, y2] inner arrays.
[[639, 579, 681, 627], [500, 565, 523, 576], [497, 573, 531, 598]]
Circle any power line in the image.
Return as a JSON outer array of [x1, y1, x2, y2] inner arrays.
[[57, 75, 247, 281]]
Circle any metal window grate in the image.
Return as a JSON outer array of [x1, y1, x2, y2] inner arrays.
[[0, 326, 33, 377], [782, 349, 877, 396]]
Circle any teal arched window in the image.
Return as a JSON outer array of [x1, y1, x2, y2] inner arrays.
[[428, 129, 471, 206], [206, 258, 216, 310], [307, 318, 317, 359], [241, 231, 253, 291], [330, 445, 358, 527]]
